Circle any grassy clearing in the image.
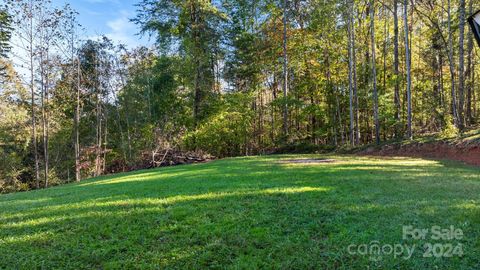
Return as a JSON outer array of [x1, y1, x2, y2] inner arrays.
[[1, 155, 479, 269]]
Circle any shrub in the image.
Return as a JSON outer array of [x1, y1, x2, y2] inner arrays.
[[440, 115, 459, 138], [184, 111, 252, 157]]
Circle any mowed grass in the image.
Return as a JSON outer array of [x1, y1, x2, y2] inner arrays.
[[1, 155, 480, 269]]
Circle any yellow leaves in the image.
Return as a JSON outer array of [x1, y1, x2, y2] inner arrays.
[[307, 59, 320, 67]]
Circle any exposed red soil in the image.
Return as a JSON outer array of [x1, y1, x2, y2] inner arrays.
[[359, 140, 480, 167]]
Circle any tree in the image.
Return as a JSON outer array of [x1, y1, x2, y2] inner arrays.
[[8, 0, 43, 188], [135, 0, 226, 126], [393, 0, 401, 136], [458, 0, 466, 129], [2, 0, 480, 193], [466, 0, 474, 125], [0, 60, 30, 192], [78, 38, 114, 177], [62, 10, 83, 182], [447, 0, 459, 128], [403, 0, 412, 139], [370, 0, 379, 144], [0, 8, 12, 79], [282, 0, 289, 139], [347, 0, 355, 146], [37, 4, 64, 188], [351, 1, 359, 145]]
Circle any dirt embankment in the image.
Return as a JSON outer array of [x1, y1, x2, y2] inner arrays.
[[359, 140, 480, 167]]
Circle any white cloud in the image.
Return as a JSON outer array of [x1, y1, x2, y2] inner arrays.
[[104, 10, 150, 48]]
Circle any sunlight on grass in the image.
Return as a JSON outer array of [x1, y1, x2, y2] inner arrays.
[[76, 171, 181, 186], [1, 186, 331, 229], [1, 155, 479, 269], [454, 202, 480, 210]]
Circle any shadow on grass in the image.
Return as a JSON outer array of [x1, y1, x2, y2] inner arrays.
[[0, 155, 479, 268]]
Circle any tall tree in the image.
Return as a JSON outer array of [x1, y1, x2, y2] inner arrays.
[[347, 0, 355, 146], [393, 0, 401, 136], [63, 10, 83, 182], [282, 0, 289, 139], [458, 0, 466, 129], [404, 0, 412, 139], [37, 5, 63, 187], [351, 2, 359, 145], [466, 0, 474, 125], [447, 0, 459, 127], [0, 8, 12, 79], [347, 0, 359, 145], [7, 0, 45, 188], [370, 0, 379, 144], [135, 0, 226, 126]]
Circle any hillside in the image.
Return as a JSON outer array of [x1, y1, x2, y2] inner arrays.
[[359, 128, 480, 166], [1, 155, 479, 269]]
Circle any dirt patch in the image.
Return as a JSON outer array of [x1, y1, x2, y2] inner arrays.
[[279, 158, 337, 164], [359, 141, 480, 167]]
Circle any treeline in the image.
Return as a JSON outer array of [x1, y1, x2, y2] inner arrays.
[[0, 0, 479, 192]]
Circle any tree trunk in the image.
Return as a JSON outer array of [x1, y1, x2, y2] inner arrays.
[[193, 58, 202, 125], [94, 55, 102, 177], [447, 0, 459, 127], [40, 52, 49, 188], [458, 0, 466, 129], [29, 8, 40, 189], [95, 92, 102, 177], [282, 0, 289, 139], [191, 2, 202, 126], [75, 58, 81, 181], [393, 0, 401, 137], [404, 0, 412, 139], [349, 0, 359, 145], [347, 2, 355, 146], [370, 0, 380, 144], [103, 111, 108, 174], [466, 0, 473, 125]]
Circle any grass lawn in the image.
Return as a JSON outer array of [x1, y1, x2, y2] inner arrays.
[[1, 155, 479, 269]]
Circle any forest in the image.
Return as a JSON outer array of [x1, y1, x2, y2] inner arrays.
[[0, 0, 479, 193]]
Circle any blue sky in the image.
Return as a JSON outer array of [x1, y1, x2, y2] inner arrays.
[[53, 0, 152, 48]]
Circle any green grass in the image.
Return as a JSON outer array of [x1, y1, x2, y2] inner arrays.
[[1, 155, 480, 269]]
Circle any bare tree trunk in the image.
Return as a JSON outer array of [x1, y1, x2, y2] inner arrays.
[[351, 8, 360, 145], [44, 77, 49, 188], [473, 55, 477, 120], [40, 52, 49, 188], [115, 63, 132, 161], [347, 0, 359, 145], [382, 6, 389, 140], [94, 55, 102, 177], [466, 0, 473, 125], [191, 2, 203, 127], [282, 0, 289, 139], [393, 0, 401, 136], [103, 110, 108, 174], [193, 58, 201, 125], [75, 58, 81, 181], [440, 54, 445, 108], [96, 93, 102, 177], [347, 2, 355, 146], [383, 5, 388, 94], [370, 0, 380, 144], [447, 0, 459, 127], [28, 5, 40, 189], [335, 92, 345, 145], [404, 0, 412, 139], [458, 0, 466, 129]]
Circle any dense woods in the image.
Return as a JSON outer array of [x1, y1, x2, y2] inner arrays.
[[0, 0, 479, 192]]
